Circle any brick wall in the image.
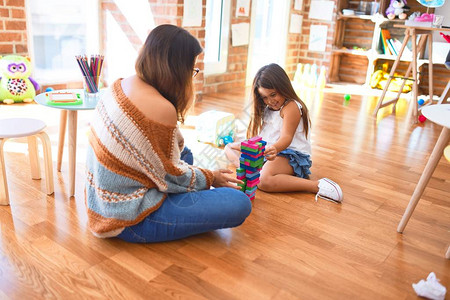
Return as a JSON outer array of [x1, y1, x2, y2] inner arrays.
[[0, 0, 27, 55], [4, 0, 443, 96], [0, 0, 332, 94], [288, 0, 336, 80]]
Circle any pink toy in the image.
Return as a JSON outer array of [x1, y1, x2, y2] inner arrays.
[[414, 13, 434, 22], [418, 115, 427, 123], [248, 136, 262, 143]]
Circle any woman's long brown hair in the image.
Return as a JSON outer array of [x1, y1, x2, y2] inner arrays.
[[135, 24, 202, 123], [247, 63, 310, 139]]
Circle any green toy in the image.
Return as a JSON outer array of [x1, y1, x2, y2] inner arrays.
[[0, 55, 40, 104]]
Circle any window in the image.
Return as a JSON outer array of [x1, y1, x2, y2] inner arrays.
[[204, 0, 231, 75], [29, 0, 99, 84], [246, 0, 290, 85]]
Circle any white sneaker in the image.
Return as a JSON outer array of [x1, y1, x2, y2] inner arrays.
[[315, 178, 343, 203]]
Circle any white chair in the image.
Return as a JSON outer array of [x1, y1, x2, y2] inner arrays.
[[0, 118, 54, 205], [437, 52, 450, 105]]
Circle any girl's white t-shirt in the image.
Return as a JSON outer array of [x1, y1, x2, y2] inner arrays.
[[259, 100, 311, 156]]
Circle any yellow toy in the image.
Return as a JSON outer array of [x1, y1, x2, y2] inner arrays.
[[370, 62, 413, 93], [0, 55, 40, 104]]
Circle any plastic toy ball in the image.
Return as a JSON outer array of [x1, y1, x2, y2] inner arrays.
[[45, 87, 54, 92], [344, 94, 351, 101], [418, 115, 427, 123], [418, 98, 425, 106]]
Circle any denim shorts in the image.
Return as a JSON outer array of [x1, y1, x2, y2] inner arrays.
[[276, 149, 312, 179]]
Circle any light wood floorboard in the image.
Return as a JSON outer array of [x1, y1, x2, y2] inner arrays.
[[0, 85, 449, 299]]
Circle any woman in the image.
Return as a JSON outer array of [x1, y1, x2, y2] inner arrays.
[[85, 24, 252, 243]]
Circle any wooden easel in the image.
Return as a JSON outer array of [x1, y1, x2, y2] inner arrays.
[[373, 25, 450, 122]]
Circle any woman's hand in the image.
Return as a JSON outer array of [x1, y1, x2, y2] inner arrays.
[[212, 169, 243, 189], [265, 145, 278, 161]]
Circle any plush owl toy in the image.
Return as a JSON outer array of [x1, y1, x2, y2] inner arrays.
[[0, 55, 40, 104]]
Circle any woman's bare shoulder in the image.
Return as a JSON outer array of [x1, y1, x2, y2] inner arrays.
[[122, 76, 177, 126]]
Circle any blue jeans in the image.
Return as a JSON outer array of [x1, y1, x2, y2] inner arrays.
[[117, 147, 252, 243]]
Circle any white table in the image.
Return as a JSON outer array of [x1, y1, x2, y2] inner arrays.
[[34, 89, 99, 197], [397, 104, 450, 258]]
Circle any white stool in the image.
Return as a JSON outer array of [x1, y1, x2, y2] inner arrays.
[[0, 118, 54, 205]]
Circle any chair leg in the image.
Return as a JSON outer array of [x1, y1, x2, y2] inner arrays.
[[28, 135, 41, 180], [437, 80, 450, 105], [37, 132, 54, 195], [0, 139, 9, 205], [446, 245, 450, 259]]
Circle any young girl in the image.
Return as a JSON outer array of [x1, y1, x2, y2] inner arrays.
[[225, 63, 343, 203]]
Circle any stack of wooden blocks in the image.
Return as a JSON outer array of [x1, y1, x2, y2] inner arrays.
[[236, 136, 266, 201]]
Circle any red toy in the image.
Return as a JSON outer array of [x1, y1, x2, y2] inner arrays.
[[440, 32, 450, 43], [418, 115, 427, 123]]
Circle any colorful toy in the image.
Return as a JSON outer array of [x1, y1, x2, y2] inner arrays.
[[418, 98, 425, 106], [444, 145, 450, 162], [370, 63, 413, 92], [45, 87, 54, 92], [0, 55, 40, 104], [196, 110, 235, 147], [414, 13, 434, 22], [386, 0, 408, 20], [343, 94, 351, 106], [46, 92, 82, 106], [219, 135, 234, 146], [418, 115, 427, 123], [417, 0, 445, 8], [440, 32, 450, 43], [236, 136, 266, 201]]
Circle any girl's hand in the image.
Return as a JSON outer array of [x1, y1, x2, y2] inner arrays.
[[265, 145, 278, 161], [229, 141, 241, 151], [212, 169, 243, 189]]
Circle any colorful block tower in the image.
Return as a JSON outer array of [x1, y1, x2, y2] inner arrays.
[[236, 136, 266, 201]]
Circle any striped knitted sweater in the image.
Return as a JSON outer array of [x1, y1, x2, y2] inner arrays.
[[85, 79, 214, 238]]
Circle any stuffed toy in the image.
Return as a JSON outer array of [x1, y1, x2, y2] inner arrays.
[[0, 55, 40, 104], [370, 62, 412, 92], [386, 0, 408, 19]]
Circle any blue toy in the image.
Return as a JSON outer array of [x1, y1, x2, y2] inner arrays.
[[218, 135, 234, 146], [418, 98, 425, 106], [45, 87, 54, 92]]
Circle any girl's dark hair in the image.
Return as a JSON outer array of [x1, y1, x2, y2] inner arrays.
[[135, 24, 203, 123], [247, 63, 310, 139]]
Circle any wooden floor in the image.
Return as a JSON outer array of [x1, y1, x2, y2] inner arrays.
[[0, 85, 449, 299]]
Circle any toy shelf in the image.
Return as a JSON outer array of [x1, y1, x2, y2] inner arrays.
[[330, 0, 433, 85]]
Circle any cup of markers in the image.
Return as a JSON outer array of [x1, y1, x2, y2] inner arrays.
[[76, 55, 104, 103]]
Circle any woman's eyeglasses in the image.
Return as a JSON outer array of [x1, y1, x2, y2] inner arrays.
[[193, 68, 200, 78]]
